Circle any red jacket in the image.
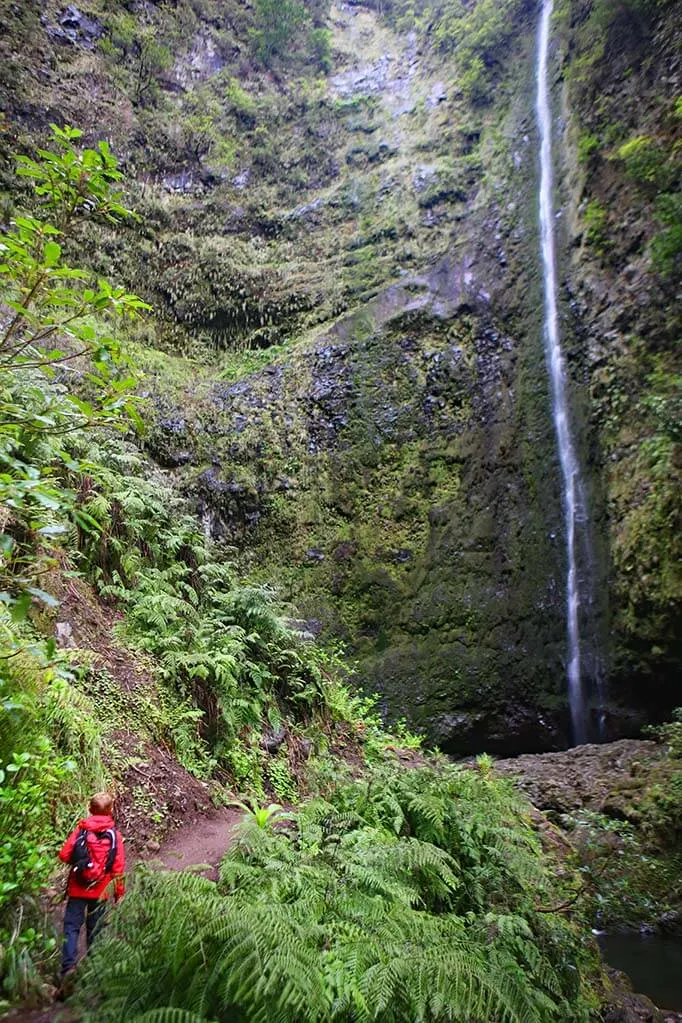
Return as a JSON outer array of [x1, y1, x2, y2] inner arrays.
[[59, 814, 126, 901]]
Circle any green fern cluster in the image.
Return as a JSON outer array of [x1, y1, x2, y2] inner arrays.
[[62, 435, 356, 788], [73, 763, 598, 1022]]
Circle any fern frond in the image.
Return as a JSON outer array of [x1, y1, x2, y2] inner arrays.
[[130, 1011, 215, 1023]]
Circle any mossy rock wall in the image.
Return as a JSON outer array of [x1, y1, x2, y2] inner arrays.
[[1, 0, 679, 750], [145, 257, 570, 751], [555, 0, 682, 723]]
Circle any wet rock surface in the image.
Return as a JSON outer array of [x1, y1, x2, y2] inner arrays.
[[147, 245, 572, 750], [494, 739, 665, 815], [43, 5, 102, 46], [603, 968, 675, 1023]]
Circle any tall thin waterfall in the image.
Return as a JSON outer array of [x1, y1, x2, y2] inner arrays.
[[536, 0, 590, 744]]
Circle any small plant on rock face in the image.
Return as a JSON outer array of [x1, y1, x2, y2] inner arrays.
[[250, 0, 308, 64], [617, 134, 665, 187], [577, 132, 600, 164], [583, 198, 611, 256], [100, 13, 173, 107], [651, 191, 682, 277]]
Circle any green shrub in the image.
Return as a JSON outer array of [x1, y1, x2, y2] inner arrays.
[[310, 27, 333, 72], [641, 771, 682, 848], [565, 810, 680, 930], [100, 12, 174, 107], [651, 191, 682, 276], [251, 0, 309, 64], [617, 134, 666, 187], [583, 199, 610, 255], [577, 132, 600, 164], [0, 125, 147, 620]]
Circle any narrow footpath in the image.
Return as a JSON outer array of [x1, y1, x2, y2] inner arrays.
[[152, 805, 244, 877]]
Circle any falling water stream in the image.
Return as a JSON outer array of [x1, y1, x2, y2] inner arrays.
[[536, 0, 590, 744]]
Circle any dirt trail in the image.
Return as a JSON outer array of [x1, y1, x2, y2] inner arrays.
[[152, 805, 244, 878]]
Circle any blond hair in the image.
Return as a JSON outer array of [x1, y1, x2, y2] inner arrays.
[[89, 791, 114, 816]]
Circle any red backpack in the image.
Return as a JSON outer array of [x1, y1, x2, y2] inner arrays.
[[70, 827, 117, 888]]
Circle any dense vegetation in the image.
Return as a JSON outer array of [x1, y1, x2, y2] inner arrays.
[[0, 0, 680, 1014], [0, 126, 382, 1005], [565, 713, 682, 931], [73, 763, 598, 1022]]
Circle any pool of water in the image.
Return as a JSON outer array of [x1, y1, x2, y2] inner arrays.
[[599, 933, 682, 1011]]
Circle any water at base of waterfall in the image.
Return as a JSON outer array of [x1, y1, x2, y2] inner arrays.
[[536, 0, 599, 745]]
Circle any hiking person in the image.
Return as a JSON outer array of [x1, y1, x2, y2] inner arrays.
[[58, 791, 125, 982]]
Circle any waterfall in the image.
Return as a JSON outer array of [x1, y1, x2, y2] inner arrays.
[[535, 0, 591, 744]]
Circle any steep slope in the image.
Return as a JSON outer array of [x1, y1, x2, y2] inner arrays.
[[0, 0, 679, 754], [139, 0, 576, 753]]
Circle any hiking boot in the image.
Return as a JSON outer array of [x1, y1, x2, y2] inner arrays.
[[57, 967, 76, 1001]]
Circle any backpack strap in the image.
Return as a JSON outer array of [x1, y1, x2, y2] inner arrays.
[[95, 828, 117, 876], [71, 828, 93, 870]]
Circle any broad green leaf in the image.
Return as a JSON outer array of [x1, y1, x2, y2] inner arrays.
[[32, 491, 62, 510], [72, 508, 103, 533], [10, 592, 32, 622], [43, 240, 62, 267], [37, 523, 68, 536]]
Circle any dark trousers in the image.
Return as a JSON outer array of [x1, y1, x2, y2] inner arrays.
[[61, 896, 106, 974]]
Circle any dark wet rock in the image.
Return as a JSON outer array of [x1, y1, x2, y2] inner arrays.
[[656, 910, 682, 937], [162, 172, 197, 194], [163, 449, 192, 468], [190, 468, 264, 539], [333, 541, 358, 563], [232, 169, 250, 191], [432, 705, 564, 758], [260, 726, 286, 753], [427, 81, 448, 107], [346, 139, 397, 167], [286, 618, 323, 638], [174, 31, 226, 86], [45, 5, 102, 46], [299, 738, 313, 759], [602, 968, 666, 1023], [413, 164, 438, 194], [198, 165, 226, 188], [288, 197, 325, 224]]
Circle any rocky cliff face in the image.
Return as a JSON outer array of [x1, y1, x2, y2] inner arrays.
[[555, 0, 681, 726], [1, 0, 679, 752]]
